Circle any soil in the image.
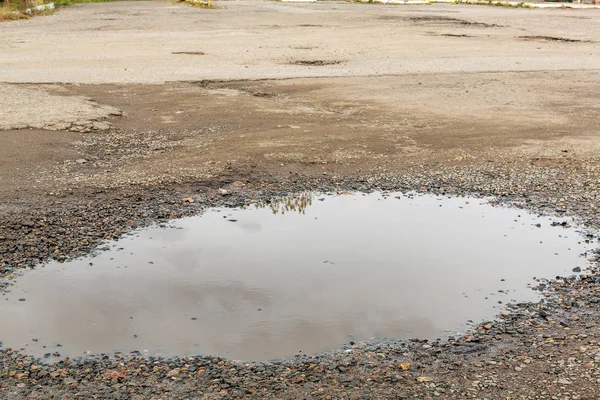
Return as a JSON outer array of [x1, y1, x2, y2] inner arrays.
[[1, 0, 600, 398]]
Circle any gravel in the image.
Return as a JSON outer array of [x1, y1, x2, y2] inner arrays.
[[1, 163, 600, 398]]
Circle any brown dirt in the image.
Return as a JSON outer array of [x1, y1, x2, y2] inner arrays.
[[2, 70, 599, 202]]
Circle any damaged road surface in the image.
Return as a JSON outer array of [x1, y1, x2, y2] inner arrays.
[[1, 193, 592, 361], [1, 0, 600, 399]]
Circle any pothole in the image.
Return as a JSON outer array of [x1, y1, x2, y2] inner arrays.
[[291, 60, 343, 66], [400, 16, 501, 28], [440, 33, 475, 38], [518, 35, 587, 43], [0, 192, 594, 361], [172, 51, 207, 55]]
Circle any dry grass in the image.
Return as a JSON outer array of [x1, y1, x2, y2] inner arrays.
[[0, 0, 35, 21], [180, 0, 219, 8], [1, 0, 34, 10], [0, 0, 58, 21], [0, 0, 117, 20], [53, 0, 128, 7]]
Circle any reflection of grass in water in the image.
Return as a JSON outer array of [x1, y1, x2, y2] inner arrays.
[[258, 193, 313, 215]]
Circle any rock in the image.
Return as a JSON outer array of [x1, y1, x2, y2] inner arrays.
[[557, 378, 572, 385], [218, 189, 231, 196], [76, 159, 88, 164], [572, 267, 581, 272], [36, 370, 49, 378], [92, 121, 111, 131], [398, 363, 411, 371], [51, 122, 72, 131]]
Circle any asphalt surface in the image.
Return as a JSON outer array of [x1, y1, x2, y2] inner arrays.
[[0, 0, 599, 83]]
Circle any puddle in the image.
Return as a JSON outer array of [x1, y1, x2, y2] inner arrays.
[[0, 192, 594, 361]]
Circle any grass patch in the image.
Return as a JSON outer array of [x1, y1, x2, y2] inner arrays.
[[1, 0, 34, 11], [179, 0, 219, 8], [0, 10, 26, 20], [0, 0, 53, 21], [1, 0, 122, 21], [53, 0, 127, 6]]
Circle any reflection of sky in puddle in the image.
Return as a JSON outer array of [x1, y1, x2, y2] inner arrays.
[[0, 192, 595, 361]]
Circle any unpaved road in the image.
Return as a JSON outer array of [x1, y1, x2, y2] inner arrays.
[[2, 1, 600, 399]]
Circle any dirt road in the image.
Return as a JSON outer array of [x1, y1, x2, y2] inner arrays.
[[1, 0, 599, 200], [1, 1, 600, 398]]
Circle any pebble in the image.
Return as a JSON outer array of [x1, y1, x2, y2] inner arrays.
[[1, 159, 600, 399]]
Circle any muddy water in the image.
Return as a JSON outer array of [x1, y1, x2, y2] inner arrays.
[[0, 193, 594, 361]]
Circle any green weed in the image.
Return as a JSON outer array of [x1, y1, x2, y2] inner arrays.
[[52, 0, 127, 6]]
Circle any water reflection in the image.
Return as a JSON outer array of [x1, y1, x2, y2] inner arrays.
[[0, 192, 593, 360], [260, 192, 313, 215]]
